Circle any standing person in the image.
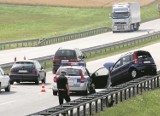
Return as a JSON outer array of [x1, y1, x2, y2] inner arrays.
[[56, 70, 71, 105]]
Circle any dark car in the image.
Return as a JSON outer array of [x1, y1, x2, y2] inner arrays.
[[91, 50, 157, 88], [9, 60, 46, 85], [52, 48, 86, 74]]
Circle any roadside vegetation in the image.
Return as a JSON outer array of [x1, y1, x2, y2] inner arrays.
[[95, 88, 160, 116], [0, 2, 159, 42]]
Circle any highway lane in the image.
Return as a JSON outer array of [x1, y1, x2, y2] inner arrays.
[[0, 19, 160, 65], [0, 43, 160, 116]]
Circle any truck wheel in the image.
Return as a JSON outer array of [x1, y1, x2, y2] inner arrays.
[[5, 83, 11, 92]]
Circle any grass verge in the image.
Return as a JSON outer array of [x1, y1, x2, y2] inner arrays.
[[95, 88, 160, 116], [0, 2, 159, 42]]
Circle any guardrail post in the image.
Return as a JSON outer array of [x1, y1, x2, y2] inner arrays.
[[106, 96, 109, 107], [100, 99, 104, 111], [124, 89, 127, 100], [133, 86, 135, 96], [77, 107, 80, 116], [89, 102, 92, 116], [147, 80, 150, 90], [151, 79, 153, 90], [137, 84, 139, 94], [83, 105, 86, 116], [140, 83, 143, 94], [95, 100, 98, 113], [115, 92, 118, 104], [128, 87, 131, 98], [70, 109, 73, 116], [120, 90, 123, 102], [157, 76, 160, 87], [154, 78, 156, 88]]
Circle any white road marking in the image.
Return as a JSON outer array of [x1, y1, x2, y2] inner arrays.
[[0, 100, 15, 106]]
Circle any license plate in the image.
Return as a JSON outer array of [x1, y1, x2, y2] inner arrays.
[[19, 70, 28, 73], [143, 61, 151, 63]]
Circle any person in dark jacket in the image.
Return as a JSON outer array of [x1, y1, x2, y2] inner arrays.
[[57, 70, 71, 105]]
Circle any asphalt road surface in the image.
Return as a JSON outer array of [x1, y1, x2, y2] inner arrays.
[[0, 19, 160, 64], [0, 43, 160, 116]]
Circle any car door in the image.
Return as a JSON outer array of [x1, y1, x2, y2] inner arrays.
[[35, 61, 45, 80], [0, 68, 8, 87], [110, 59, 124, 85], [91, 67, 109, 89], [110, 56, 131, 85]]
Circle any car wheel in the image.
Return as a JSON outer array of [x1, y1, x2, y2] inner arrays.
[[42, 77, 46, 83], [84, 86, 90, 95], [10, 81, 14, 85], [0, 83, 1, 93], [35, 79, 39, 85], [5, 83, 11, 92], [130, 69, 138, 79], [16, 81, 20, 84], [53, 90, 57, 96]]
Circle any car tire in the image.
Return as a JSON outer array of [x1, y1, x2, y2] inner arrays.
[[130, 69, 138, 79], [35, 78, 39, 85], [5, 83, 11, 92], [10, 81, 14, 85], [42, 77, 46, 83], [0, 83, 1, 93], [53, 90, 58, 96]]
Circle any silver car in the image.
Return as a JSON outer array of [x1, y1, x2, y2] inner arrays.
[[52, 64, 92, 95]]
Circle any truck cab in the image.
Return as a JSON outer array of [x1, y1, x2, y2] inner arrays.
[[111, 2, 141, 32]]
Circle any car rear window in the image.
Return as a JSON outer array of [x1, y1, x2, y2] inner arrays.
[[136, 51, 151, 58], [12, 62, 34, 68], [58, 68, 80, 76], [54, 50, 77, 59]]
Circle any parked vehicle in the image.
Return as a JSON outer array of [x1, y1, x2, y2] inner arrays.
[[91, 50, 157, 88], [52, 48, 86, 74], [9, 60, 46, 85], [52, 61, 94, 95], [111, 2, 141, 32], [0, 67, 10, 93]]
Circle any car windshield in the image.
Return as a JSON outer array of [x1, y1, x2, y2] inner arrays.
[[13, 62, 34, 68], [112, 12, 130, 19], [54, 50, 77, 59], [58, 68, 80, 76]]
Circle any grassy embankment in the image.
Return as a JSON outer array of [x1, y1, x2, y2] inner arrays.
[[0, 2, 159, 42]]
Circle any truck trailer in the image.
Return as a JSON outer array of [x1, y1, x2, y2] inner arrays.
[[111, 2, 141, 32]]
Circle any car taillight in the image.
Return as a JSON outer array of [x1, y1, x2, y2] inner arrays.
[[53, 75, 57, 82], [53, 59, 60, 64], [133, 52, 138, 64], [32, 69, 37, 75], [80, 70, 85, 83]]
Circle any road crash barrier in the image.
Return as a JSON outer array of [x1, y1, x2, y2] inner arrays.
[[1, 31, 160, 71], [27, 71, 160, 116]]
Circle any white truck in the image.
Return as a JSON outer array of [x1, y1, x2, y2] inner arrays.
[[111, 2, 141, 32], [0, 67, 10, 93]]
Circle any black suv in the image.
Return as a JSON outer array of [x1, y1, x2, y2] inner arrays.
[[52, 48, 86, 74]]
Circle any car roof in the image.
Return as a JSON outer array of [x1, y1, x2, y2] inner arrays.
[[14, 60, 36, 63], [121, 50, 149, 57], [59, 65, 84, 70]]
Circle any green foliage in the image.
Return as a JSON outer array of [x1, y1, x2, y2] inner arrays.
[[0, 3, 159, 42], [95, 89, 160, 116]]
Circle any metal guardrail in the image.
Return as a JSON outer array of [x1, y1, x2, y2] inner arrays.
[[0, 27, 111, 50], [0, 39, 39, 50], [1, 31, 160, 71], [37, 27, 111, 46], [28, 72, 160, 116]]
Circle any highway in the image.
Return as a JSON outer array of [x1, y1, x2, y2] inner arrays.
[[0, 19, 160, 64], [0, 43, 160, 116], [0, 19, 160, 116]]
